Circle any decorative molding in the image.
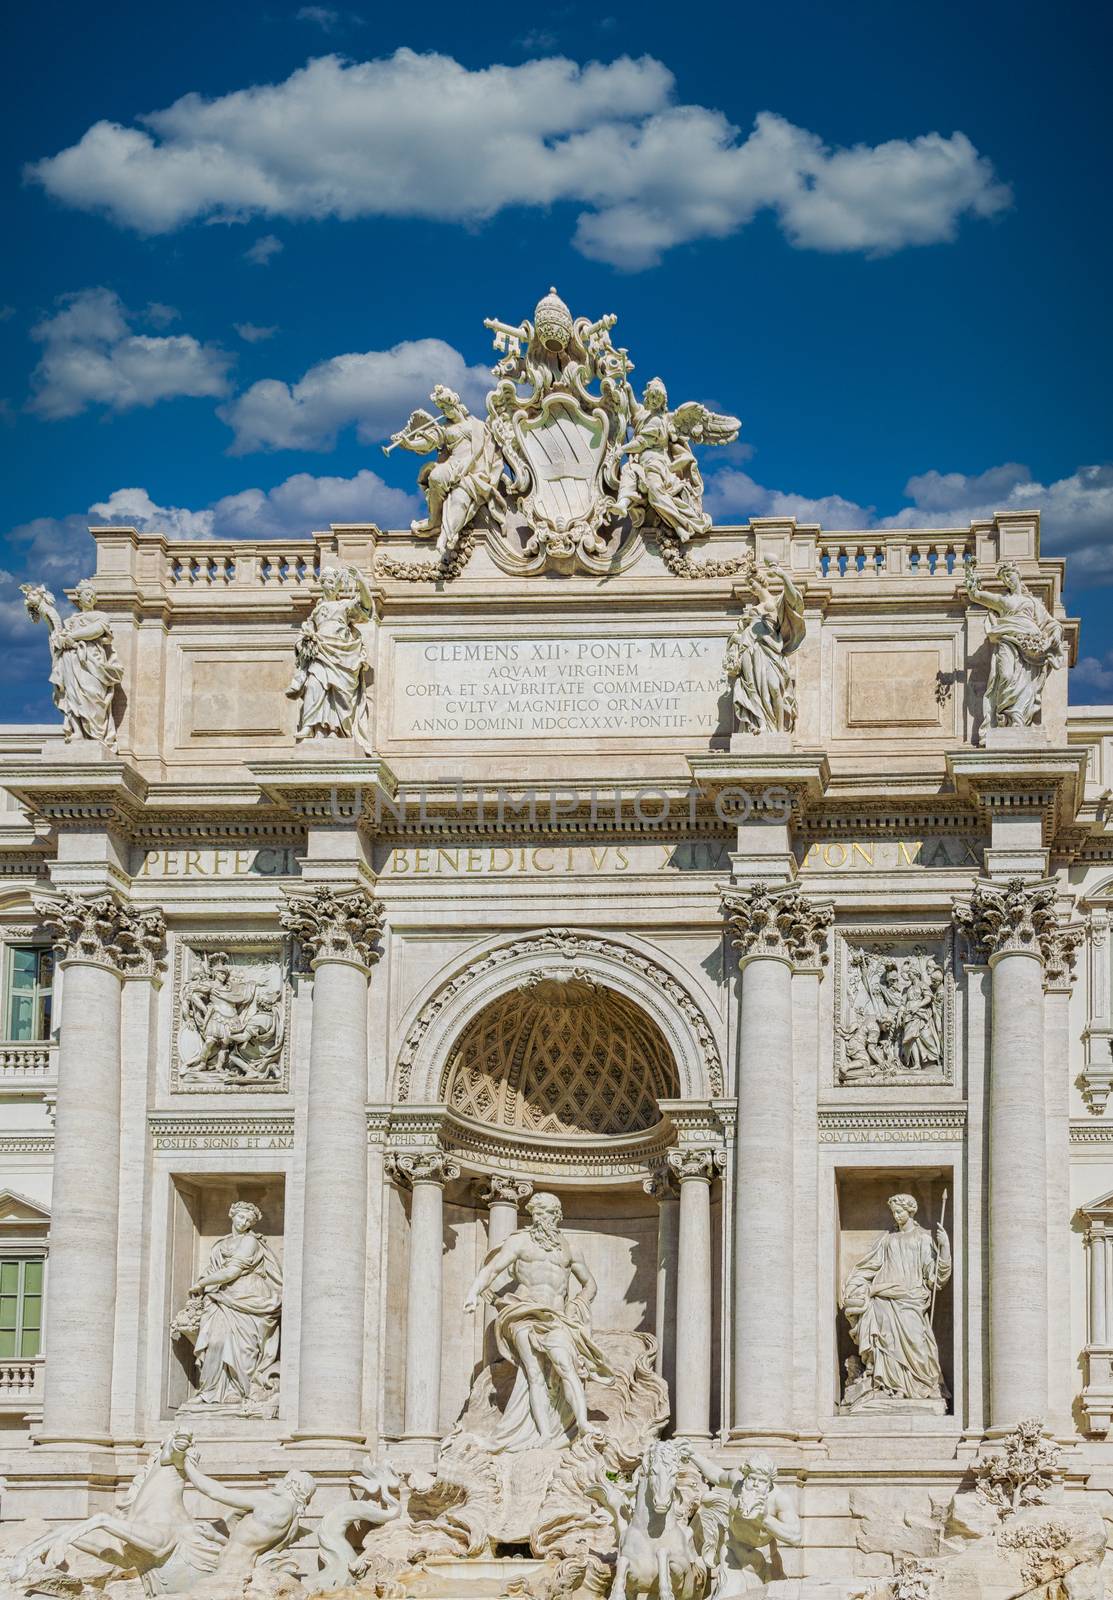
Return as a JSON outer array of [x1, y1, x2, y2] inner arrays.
[[1071, 1122, 1113, 1145], [721, 883, 833, 967], [642, 1167, 678, 1201], [280, 884, 385, 968], [0, 1133, 54, 1156], [818, 1108, 966, 1145], [33, 889, 166, 975], [429, 1109, 676, 1182], [148, 1113, 295, 1151], [832, 924, 954, 1087], [171, 935, 292, 1094]]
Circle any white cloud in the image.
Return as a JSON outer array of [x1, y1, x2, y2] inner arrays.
[[235, 321, 278, 342], [296, 5, 339, 28], [28, 288, 232, 420], [25, 50, 1011, 269], [706, 460, 1113, 583], [244, 234, 284, 265], [6, 471, 418, 588], [220, 337, 490, 453]]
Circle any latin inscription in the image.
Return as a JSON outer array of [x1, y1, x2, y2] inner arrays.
[[137, 847, 301, 878], [392, 636, 728, 739]]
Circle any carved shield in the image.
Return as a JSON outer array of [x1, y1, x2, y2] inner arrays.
[[513, 394, 609, 535]]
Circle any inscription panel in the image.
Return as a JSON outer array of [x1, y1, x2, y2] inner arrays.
[[389, 634, 728, 741]]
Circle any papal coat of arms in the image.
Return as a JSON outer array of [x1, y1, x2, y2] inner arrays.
[[384, 287, 739, 575]]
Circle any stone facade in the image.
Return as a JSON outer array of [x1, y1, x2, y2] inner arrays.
[[1, 300, 1113, 1598]]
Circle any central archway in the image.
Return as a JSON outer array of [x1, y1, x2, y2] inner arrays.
[[443, 972, 679, 1139]]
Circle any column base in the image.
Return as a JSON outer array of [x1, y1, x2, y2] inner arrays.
[[33, 1433, 115, 1449], [286, 1429, 368, 1448], [726, 1426, 801, 1447]]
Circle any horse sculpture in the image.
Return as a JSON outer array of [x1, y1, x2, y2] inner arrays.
[[6, 1429, 222, 1595], [599, 1440, 704, 1600]]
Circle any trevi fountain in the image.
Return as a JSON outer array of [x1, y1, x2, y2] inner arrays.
[[0, 289, 1109, 1600]]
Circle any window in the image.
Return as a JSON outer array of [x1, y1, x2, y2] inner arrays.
[[0, 1258, 44, 1358], [3, 947, 53, 1042]]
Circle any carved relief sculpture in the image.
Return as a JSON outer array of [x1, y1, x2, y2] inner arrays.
[[689, 1449, 803, 1598], [463, 1190, 615, 1451], [21, 577, 124, 748], [724, 559, 807, 737], [177, 947, 287, 1089], [839, 1193, 951, 1413], [963, 560, 1066, 729], [385, 383, 504, 557], [836, 943, 947, 1084], [286, 563, 373, 746], [171, 1201, 282, 1417]]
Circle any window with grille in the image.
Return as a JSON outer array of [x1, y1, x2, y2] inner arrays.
[[0, 1258, 44, 1358], [3, 947, 53, 1042]]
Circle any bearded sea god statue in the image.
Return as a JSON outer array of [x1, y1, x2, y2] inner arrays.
[[385, 288, 739, 575], [839, 1192, 951, 1413], [464, 1190, 614, 1450]]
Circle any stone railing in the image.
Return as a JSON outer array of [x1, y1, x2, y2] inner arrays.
[[0, 1043, 53, 1080], [817, 532, 975, 579], [0, 1358, 43, 1405], [167, 544, 320, 588]]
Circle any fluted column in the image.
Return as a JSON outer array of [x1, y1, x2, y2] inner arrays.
[[479, 1178, 532, 1346], [644, 1169, 679, 1400], [722, 884, 831, 1440], [34, 891, 165, 1444], [282, 885, 385, 1443], [390, 1148, 460, 1441], [956, 878, 1060, 1429], [667, 1146, 719, 1438]]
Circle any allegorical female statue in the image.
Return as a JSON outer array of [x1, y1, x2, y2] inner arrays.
[[724, 559, 806, 735], [963, 559, 1066, 728], [614, 377, 739, 544], [171, 1200, 282, 1416], [21, 578, 123, 748], [840, 1193, 950, 1412], [286, 564, 373, 746], [385, 383, 503, 556]]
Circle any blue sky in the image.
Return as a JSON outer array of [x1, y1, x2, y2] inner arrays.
[[2, 0, 1111, 719]]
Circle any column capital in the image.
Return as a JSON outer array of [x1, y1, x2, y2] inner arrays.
[[281, 883, 385, 969], [667, 1146, 724, 1183], [478, 1176, 533, 1208], [34, 889, 166, 975], [387, 1147, 460, 1188], [1042, 924, 1085, 993], [643, 1166, 678, 1201], [721, 882, 832, 968], [953, 877, 1064, 966]]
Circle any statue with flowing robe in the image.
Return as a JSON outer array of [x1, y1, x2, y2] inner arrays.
[[21, 578, 123, 747], [725, 560, 806, 734], [172, 1201, 282, 1415]]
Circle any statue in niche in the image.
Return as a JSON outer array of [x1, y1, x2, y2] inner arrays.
[[963, 559, 1066, 729], [839, 1192, 951, 1413], [613, 377, 740, 544], [688, 1450, 803, 1597], [463, 1189, 615, 1451], [286, 563, 373, 745], [171, 1200, 282, 1417], [21, 578, 123, 748], [837, 947, 945, 1083], [724, 559, 806, 735], [385, 383, 504, 556], [179, 950, 286, 1087]]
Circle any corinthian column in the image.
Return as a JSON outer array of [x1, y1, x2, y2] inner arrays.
[[389, 1148, 460, 1442], [956, 878, 1060, 1430], [34, 891, 165, 1444], [282, 885, 385, 1443], [722, 883, 831, 1440], [643, 1168, 679, 1399], [667, 1146, 720, 1438]]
